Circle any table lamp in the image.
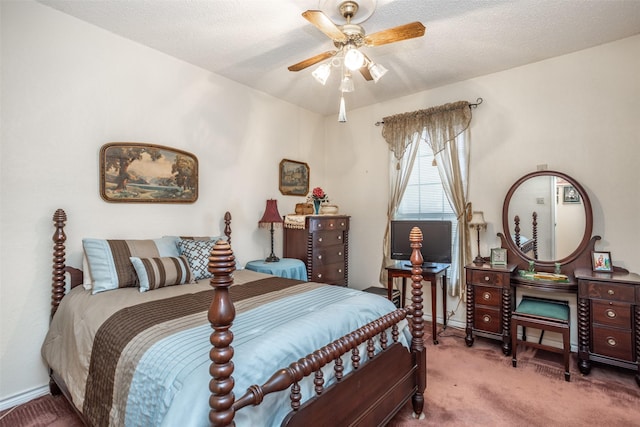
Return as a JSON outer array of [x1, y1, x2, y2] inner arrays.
[[469, 211, 487, 265], [258, 199, 283, 262]]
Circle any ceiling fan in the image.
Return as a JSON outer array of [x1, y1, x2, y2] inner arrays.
[[288, 0, 426, 82]]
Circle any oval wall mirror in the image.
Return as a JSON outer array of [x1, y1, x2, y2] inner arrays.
[[502, 171, 593, 266]]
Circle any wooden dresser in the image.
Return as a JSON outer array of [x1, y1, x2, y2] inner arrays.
[[575, 268, 640, 386], [283, 215, 349, 286], [464, 263, 517, 355]]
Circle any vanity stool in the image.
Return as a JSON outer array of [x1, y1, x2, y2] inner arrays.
[[511, 296, 571, 381]]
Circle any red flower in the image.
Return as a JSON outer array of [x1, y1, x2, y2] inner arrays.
[[312, 187, 326, 200]]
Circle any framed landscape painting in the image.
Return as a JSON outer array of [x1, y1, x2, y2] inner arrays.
[[279, 159, 309, 196], [100, 142, 198, 203]]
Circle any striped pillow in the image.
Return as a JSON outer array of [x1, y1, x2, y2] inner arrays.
[[83, 237, 180, 294], [130, 256, 195, 292]]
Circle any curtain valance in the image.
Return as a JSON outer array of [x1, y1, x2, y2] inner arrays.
[[382, 100, 472, 159]]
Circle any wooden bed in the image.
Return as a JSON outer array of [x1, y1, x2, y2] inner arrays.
[[47, 208, 427, 426], [513, 212, 538, 259]]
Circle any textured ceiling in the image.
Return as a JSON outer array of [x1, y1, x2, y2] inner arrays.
[[37, 0, 640, 116]]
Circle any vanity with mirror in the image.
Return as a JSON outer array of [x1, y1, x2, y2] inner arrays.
[[465, 170, 640, 386]]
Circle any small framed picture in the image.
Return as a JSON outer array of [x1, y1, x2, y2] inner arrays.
[[563, 185, 581, 204], [591, 251, 613, 272], [490, 248, 507, 266]]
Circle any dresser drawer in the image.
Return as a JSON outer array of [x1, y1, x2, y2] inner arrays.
[[312, 230, 345, 248], [592, 325, 634, 362], [473, 285, 502, 308], [310, 262, 346, 285], [312, 245, 346, 266], [583, 281, 635, 302], [308, 217, 349, 232], [474, 307, 502, 334], [469, 270, 508, 287], [591, 300, 632, 329]]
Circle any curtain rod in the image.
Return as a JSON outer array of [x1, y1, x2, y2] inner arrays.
[[374, 97, 483, 126]]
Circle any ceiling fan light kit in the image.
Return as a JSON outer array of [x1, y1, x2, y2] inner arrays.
[[289, 0, 426, 121]]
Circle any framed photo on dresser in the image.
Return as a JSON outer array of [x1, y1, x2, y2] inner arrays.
[[591, 251, 613, 272]]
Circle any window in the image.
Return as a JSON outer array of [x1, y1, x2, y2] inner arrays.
[[394, 139, 459, 276]]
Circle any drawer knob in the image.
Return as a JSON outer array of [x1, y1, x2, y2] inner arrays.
[[482, 314, 491, 323], [340, 222, 345, 226], [607, 289, 614, 295], [317, 273, 322, 279], [484, 276, 490, 282], [482, 292, 491, 300], [317, 255, 322, 260], [607, 337, 617, 347], [605, 309, 616, 319], [317, 224, 322, 228], [318, 237, 323, 242], [330, 223, 334, 228], [338, 269, 342, 273], [337, 235, 342, 240]]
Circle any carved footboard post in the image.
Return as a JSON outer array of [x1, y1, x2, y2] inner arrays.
[[208, 239, 237, 426], [409, 227, 426, 418], [51, 209, 68, 319]]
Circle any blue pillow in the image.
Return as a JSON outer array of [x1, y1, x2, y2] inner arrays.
[[83, 237, 180, 294]]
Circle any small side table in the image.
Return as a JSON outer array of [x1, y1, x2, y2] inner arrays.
[[245, 258, 307, 281], [385, 261, 450, 344]]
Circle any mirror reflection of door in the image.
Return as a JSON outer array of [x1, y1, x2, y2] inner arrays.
[[507, 175, 586, 261]]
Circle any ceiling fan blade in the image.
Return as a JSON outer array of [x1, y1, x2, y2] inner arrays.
[[302, 10, 348, 42], [288, 50, 337, 72], [359, 65, 373, 81], [364, 22, 426, 47]]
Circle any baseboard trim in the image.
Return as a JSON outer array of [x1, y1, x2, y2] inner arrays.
[[0, 385, 49, 412]]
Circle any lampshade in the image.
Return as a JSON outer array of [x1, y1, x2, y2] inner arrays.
[[368, 61, 388, 83], [469, 211, 487, 229], [339, 72, 354, 93], [312, 63, 331, 85], [258, 199, 283, 228], [344, 47, 365, 71]]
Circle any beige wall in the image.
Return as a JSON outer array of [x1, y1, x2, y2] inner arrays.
[[0, 1, 325, 403], [324, 34, 640, 341], [1, 0, 639, 406]]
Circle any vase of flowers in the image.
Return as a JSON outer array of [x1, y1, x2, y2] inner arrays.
[[308, 187, 328, 215]]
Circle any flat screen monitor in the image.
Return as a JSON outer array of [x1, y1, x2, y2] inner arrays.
[[390, 220, 452, 264]]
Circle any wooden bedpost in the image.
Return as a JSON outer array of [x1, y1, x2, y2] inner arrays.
[[208, 239, 237, 427], [223, 211, 232, 245], [51, 209, 68, 319], [409, 226, 426, 419]]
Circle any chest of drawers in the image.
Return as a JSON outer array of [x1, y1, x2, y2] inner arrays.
[[575, 268, 640, 386], [283, 215, 349, 286], [465, 264, 517, 355]]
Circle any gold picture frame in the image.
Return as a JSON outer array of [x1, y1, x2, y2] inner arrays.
[[100, 142, 198, 203], [279, 159, 310, 196]]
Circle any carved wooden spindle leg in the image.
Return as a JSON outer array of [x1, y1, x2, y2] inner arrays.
[[577, 297, 592, 375], [634, 306, 640, 387], [465, 283, 475, 347], [408, 227, 426, 419], [532, 212, 538, 260], [208, 240, 237, 427], [223, 211, 232, 246], [351, 347, 360, 369], [51, 209, 67, 318], [501, 287, 512, 355], [514, 215, 521, 249]]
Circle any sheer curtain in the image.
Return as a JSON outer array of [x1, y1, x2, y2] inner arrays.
[[380, 101, 474, 299]]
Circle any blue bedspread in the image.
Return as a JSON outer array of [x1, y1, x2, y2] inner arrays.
[[106, 283, 404, 426]]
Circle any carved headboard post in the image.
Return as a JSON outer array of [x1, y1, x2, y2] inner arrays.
[[208, 239, 237, 426], [51, 209, 68, 319]]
